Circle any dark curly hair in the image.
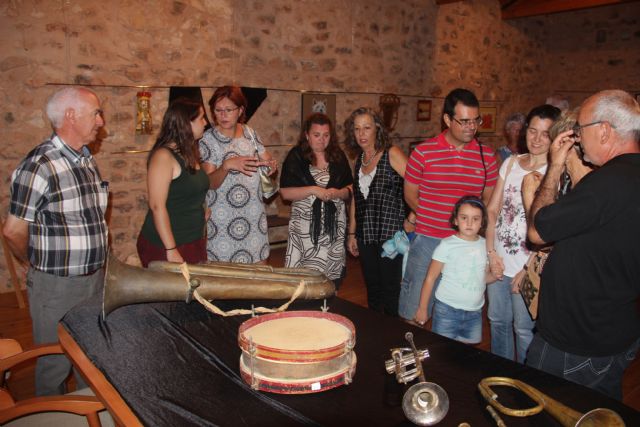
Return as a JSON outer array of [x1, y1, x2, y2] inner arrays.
[[449, 195, 488, 235], [343, 107, 391, 158], [149, 98, 202, 173], [298, 113, 343, 165]]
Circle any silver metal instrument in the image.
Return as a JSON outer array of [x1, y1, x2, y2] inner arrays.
[[386, 332, 449, 426]]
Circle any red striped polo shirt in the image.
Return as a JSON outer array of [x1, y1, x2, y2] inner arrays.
[[405, 131, 498, 238]]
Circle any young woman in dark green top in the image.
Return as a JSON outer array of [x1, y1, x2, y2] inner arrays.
[[137, 98, 210, 267]]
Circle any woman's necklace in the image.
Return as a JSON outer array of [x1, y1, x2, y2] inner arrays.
[[361, 149, 379, 167]]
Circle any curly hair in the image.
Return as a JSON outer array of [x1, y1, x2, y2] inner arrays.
[[149, 98, 202, 173], [343, 107, 390, 157], [449, 195, 488, 235], [297, 113, 343, 165]]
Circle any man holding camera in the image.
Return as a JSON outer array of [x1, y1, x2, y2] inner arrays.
[[524, 89, 640, 400]]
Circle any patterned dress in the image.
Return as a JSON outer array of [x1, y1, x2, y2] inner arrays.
[[284, 166, 347, 280], [199, 125, 269, 263]]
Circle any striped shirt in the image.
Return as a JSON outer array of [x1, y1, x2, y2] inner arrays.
[[9, 135, 109, 276], [405, 131, 498, 239]]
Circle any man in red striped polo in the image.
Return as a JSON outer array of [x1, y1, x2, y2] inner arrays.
[[398, 88, 498, 323]]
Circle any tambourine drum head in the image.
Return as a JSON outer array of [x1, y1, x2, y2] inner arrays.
[[238, 311, 356, 394]]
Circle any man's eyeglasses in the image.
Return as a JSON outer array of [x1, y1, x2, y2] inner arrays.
[[572, 120, 614, 138], [451, 116, 483, 128], [214, 107, 240, 115]]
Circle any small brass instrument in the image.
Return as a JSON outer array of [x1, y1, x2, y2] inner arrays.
[[478, 376, 625, 427], [386, 332, 449, 426], [102, 254, 335, 318]]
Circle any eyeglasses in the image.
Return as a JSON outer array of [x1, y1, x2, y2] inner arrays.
[[451, 116, 483, 128], [214, 107, 239, 115], [572, 120, 614, 138]]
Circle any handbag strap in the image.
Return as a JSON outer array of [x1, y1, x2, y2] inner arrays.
[[247, 127, 261, 160], [504, 154, 518, 179]]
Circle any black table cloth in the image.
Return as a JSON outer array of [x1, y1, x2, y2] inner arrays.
[[61, 296, 640, 426]]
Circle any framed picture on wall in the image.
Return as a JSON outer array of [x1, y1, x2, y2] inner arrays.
[[416, 100, 432, 121], [478, 106, 497, 133], [301, 93, 336, 125]]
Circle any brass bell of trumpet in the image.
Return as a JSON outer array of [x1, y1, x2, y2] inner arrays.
[[386, 332, 449, 426], [478, 376, 625, 427], [102, 254, 335, 318]]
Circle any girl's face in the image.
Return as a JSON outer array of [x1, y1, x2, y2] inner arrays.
[[190, 107, 207, 140], [213, 97, 242, 130], [353, 114, 377, 151], [455, 203, 483, 241], [525, 116, 554, 156], [306, 123, 331, 154]]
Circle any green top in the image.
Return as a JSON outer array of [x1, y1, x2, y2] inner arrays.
[[140, 151, 209, 247]]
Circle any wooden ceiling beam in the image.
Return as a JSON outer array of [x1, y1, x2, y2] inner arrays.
[[501, 0, 638, 20]]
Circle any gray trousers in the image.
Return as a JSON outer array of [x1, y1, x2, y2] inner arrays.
[[27, 267, 104, 396]]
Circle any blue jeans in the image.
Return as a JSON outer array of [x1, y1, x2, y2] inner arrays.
[[432, 299, 482, 344], [487, 275, 536, 363], [526, 334, 640, 400], [398, 234, 441, 320]]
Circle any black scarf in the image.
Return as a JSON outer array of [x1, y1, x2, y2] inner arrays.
[[280, 146, 353, 244]]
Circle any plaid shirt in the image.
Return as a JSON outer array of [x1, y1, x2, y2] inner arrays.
[[354, 150, 406, 244], [9, 135, 109, 276]]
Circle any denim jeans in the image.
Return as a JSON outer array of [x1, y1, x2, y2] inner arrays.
[[526, 334, 640, 400], [432, 299, 482, 344], [398, 234, 441, 320], [486, 275, 535, 363]]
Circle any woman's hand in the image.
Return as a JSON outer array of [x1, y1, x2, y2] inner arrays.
[[223, 156, 261, 176], [414, 307, 429, 326], [166, 248, 184, 264], [488, 252, 505, 279], [346, 235, 359, 257], [265, 159, 278, 176]]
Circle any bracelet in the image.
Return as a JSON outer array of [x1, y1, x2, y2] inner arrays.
[[487, 249, 496, 255], [347, 232, 356, 236], [405, 218, 416, 225], [165, 246, 177, 251]]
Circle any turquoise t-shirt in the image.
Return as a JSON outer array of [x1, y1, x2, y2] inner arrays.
[[433, 235, 487, 311]]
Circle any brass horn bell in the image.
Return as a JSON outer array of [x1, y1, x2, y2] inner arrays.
[[478, 376, 625, 427], [102, 254, 335, 318]]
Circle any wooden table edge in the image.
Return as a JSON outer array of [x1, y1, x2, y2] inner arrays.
[[58, 323, 143, 427]]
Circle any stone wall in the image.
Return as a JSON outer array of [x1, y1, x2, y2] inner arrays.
[[1, 0, 638, 293]]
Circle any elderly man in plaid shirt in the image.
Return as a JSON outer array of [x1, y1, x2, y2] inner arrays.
[[3, 87, 109, 396]]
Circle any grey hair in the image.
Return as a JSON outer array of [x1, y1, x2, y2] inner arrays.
[[45, 87, 97, 128], [589, 90, 640, 142], [545, 95, 570, 112], [504, 112, 526, 131]]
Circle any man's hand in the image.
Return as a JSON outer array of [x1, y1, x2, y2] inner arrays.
[[522, 171, 544, 213], [2, 215, 29, 263], [549, 129, 577, 168]]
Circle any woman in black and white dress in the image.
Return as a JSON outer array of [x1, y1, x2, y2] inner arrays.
[[280, 113, 352, 287]]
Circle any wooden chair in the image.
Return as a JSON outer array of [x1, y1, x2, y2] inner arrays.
[[0, 216, 27, 308], [0, 338, 110, 427]]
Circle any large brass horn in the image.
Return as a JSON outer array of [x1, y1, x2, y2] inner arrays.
[[102, 254, 335, 318], [478, 377, 625, 427]]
